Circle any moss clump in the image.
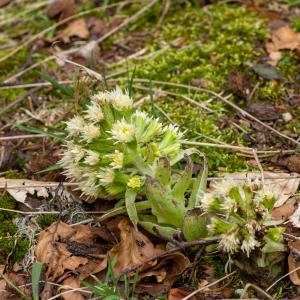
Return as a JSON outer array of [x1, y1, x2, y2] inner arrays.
[[36, 214, 58, 229], [0, 193, 29, 263]]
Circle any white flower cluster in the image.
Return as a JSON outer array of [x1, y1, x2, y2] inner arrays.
[[60, 86, 183, 198], [202, 181, 277, 257]]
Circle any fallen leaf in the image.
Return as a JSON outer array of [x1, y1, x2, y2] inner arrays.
[[266, 26, 300, 65], [0, 0, 11, 8], [168, 288, 195, 300], [0, 178, 75, 208], [283, 155, 300, 174], [247, 102, 279, 121], [288, 241, 300, 285], [272, 198, 296, 220], [57, 19, 90, 44], [35, 222, 113, 282], [60, 277, 86, 300], [210, 172, 300, 207], [252, 64, 283, 80], [47, 0, 75, 20], [86, 17, 107, 37]]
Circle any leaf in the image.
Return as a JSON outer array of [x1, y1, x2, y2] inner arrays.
[[32, 262, 43, 300], [288, 241, 300, 285], [155, 157, 171, 186], [253, 64, 283, 80], [139, 220, 178, 239], [40, 73, 74, 97], [57, 18, 90, 43], [47, 0, 75, 20], [182, 208, 208, 241], [168, 288, 192, 300], [125, 189, 138, 227], [211, 171, 300, 207]]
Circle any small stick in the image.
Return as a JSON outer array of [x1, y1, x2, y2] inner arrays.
[[252, 149, 265, 185], [241, 283, 275, 300]]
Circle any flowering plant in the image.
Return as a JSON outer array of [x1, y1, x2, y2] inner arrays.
[[201, 179, 286, 274], [60, 87, 186, 224]]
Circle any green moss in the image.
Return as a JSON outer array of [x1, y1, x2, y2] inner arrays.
[[36, 214, 58, 229], [0, 193, 29, 263]]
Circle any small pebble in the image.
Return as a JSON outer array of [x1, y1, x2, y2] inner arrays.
[[282, 112, 292, 123]]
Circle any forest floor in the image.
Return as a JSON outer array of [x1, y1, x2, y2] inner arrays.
[[0, 0, 300, 299]]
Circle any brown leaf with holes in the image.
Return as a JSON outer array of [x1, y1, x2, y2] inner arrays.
[[47, 0, 75, 20], [57, 19, 90, 44], [35, 222, 113, 282]]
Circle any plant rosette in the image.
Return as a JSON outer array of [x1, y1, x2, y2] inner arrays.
[[60, 86, 193, 225], [201, 180, 287, 276]]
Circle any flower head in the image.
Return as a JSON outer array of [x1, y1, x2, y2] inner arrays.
[[127, 176, 143, 189], [110, 119, 135, 143], [81, 124, 100, 142], [108, 86, 133, 110], [66, 116, 85, 136], [85, 102, 104, 123], [212, 179, 237, 196], [201, 193, 215, 211], [110, 150, 124, 169], [241, 234, 260, 257], [91, 92, 110, 104], [219, 232, 240, 254], [84, 150, 100, 165], [97, 168, 115, 185]]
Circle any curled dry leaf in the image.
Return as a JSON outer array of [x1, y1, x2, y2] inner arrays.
[[211, 172, 300, 207], [35, 221, 113, 283], [0, 178, 75, 207], [47, 0, 75, 20], [57, 19, 90, 44], [288, 241, 300, 285], [266, 25, 300, 65]]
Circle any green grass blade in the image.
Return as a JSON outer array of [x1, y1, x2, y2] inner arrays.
[[32, 262, 43, 300], [40, 73, 74, 97]]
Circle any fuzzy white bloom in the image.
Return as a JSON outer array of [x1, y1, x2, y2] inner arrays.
[[290, 206, 300, 228], [133, 110, 152, 122], [91, 92, 110, 104], [97, 168, 115, 185], [108, 86, 133, 110], [241, 234, 260, 257], [200, 193, 215, 211], [79, 172, 99, 197], [66, 116, 85, 136], [222, 196, 237, 212], [212, 179, 237, 196], [84, 150, 100, 165], [254, 187, 275, 203], [163, 124, 183, 138], [62, 163, 83, 180], [81, 124, 100, 142], [69, 144, 85, 162], [85, 102, 104, 123], [219, 232, 240, 254], [109, 150, 124, 169], [110, 119, 136, 143]]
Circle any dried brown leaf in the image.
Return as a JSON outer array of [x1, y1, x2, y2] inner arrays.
[[57, 19, 89, 43], [272, 198, 296, 220], [60, 277, 86, 300], [47, 0, 75, 20], [168, 288, 195, 300], [288, 240, 300, 285]]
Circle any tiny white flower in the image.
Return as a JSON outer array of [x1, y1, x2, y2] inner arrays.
[[85, 102, 104, 123], [97, 168, 115, 185], [110, 150, 124, 169], [290, 206, 300, 228], [222, 196, 237, 212], [163, 124, 183, 138], [108, 86, 133, 110], [133, 110, 152, 122], [241, 234, 260, 257], [81, 124, 100, 142], [62, 163, 83, 180], [65, 116, 85, 136], [219, 232, 240, 254], [200, 193, 216, 211], [212, 179, 237, 196], [69, 144, 85, 162], [91, 92, 110, 104], [110, 119, 136, 143], [79, 172, 99, 197], [84, 150, 100, 165]]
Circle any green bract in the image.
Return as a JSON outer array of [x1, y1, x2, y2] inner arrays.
[[60, 87, 184, 217], [201, 180, 286, 266], [140, 154, 209, 241]]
